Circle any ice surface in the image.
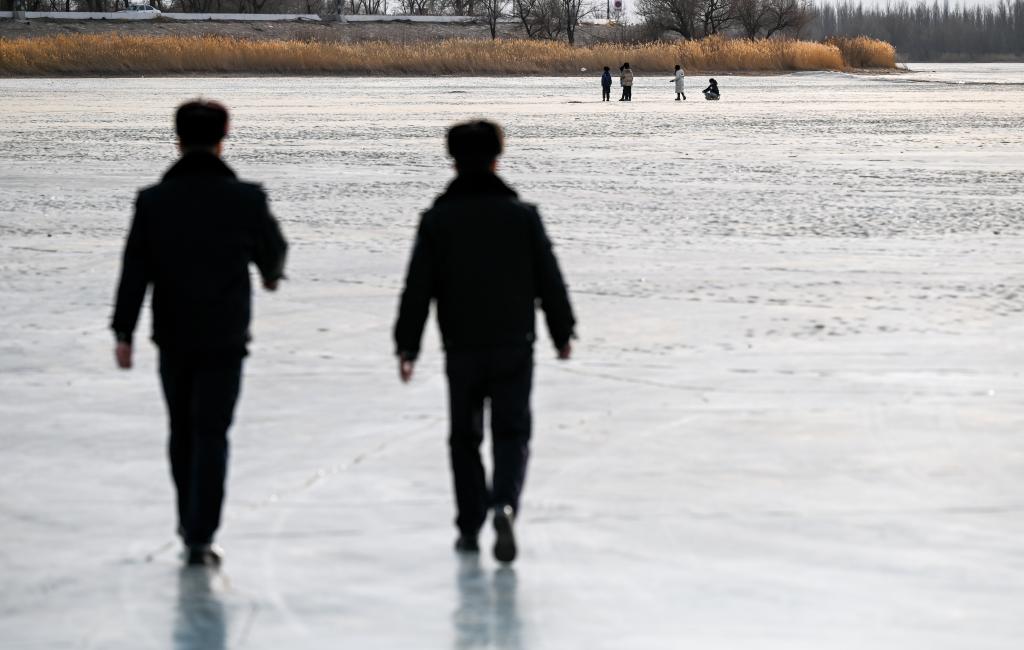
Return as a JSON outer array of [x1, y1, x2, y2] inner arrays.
[[0, 65, 1022, 649]]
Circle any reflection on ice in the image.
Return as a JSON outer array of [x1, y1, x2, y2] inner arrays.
[[453, 556, 521, 650], [174, 568, 226, 650]]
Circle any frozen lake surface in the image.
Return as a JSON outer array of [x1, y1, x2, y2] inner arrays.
[[1, 64, 1022, 649]]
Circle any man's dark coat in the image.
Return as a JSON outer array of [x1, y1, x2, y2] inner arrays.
[[111, 151, 287, 354], [394, 171, 575, 359]]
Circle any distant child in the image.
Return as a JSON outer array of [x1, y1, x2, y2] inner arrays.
[[670, 64, 686, 101], [619, 62, 634, 102], [703, 78, 720, 100], [601, 67, 612, 102]]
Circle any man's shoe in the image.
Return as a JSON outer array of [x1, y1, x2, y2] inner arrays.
[[492, 505, 517, 563], [454, 535, 480, 553], [186, 544, 224, 568]]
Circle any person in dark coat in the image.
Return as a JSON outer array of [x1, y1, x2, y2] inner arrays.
[[111, 100, 288, 568], [703, 78, 720, 100], [601, 66, 613, 101], [393, 120, 576, 564]]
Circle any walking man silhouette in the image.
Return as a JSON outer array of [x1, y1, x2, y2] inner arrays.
[[111, 100, 288, 567], [394, 120, 576, 563]]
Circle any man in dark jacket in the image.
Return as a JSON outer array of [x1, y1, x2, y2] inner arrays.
[[111, 100, 287, 567], [394, 121, 576, 563]]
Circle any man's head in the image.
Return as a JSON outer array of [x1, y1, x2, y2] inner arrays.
[[175, 100, 229, 154], [447, 120, 504, 174], [604, 66, 610, 72], [675, 64, 681, 71]]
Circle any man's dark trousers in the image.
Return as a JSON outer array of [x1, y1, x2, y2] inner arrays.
[[159, 350, 243, 547], [446, 345, 533, 537]]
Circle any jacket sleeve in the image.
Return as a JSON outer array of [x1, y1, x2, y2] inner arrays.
[[252, 189, 288, 284], [531, 210, 576, 350], [393, 213, 436, 361], [110, 196, 150, 344]]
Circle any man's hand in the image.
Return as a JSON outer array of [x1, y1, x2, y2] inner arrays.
[[399, 355, 415, 383], [557, 342, 572, 360], [116, 342, 133, 369], [263, 278, 279, 292]]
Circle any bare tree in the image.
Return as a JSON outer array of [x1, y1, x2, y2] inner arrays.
[[562, 0, 593, 44], [728, 0, 812, 38], [735, 0, 770, 38], [448, 0, 477, 14], [398, 0, 438, 13], [343, 0, 386, 14], [762, 0, 813, 38], [513, 0, 564, 39], [513, 0, 542, 37], [536, 0, 565, 38], [700, 0, 735, 34], [479, 0, 509, 38], [636, 0, 701, 39]]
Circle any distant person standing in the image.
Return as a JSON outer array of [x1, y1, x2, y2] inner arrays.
[[619, 62, 634, 101], [671, 64, 686, 101], [394, 121, 576, 564], [703, 78, 720, 100], [601, 66, 612, 101], [111, 100, 288, 568]]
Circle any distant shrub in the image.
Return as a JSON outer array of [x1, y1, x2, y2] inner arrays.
[[826, 36, 898, 68], [679, 35, 845, 72], [0, 34, 895, 76]]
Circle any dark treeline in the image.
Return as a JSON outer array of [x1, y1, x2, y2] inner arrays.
[[3, 0, 333, 11], [633, 0, 1023, 60], [807, 1, 1024, 60]]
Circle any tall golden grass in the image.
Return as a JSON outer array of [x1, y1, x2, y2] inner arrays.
[[826, 36, 898, 69], [0, 34, 895, 76]]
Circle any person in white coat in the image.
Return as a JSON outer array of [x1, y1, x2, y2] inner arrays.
[[619, 62, 634, 101], [670, 64, 686, 101]]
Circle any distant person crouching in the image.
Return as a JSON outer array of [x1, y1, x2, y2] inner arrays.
[[394, 121, 576, 564], [703, 78, 720, 100], [111, 100, 288, 568]]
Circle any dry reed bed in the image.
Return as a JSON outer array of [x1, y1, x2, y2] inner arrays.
[[0, 34, 896, 76], [826, 36, 897, 69]]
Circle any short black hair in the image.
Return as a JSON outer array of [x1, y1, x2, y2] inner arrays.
[[175, 100, 229, 148], [447, 120, 504, 171], [604, 66, 610, 71]]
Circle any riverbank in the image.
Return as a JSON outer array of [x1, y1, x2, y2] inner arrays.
[[0, 32, 895, 76]]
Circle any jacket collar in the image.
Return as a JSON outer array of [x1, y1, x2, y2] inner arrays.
[[436, 171, 517, 204], [163, 151, 237, 181]]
